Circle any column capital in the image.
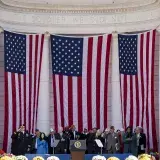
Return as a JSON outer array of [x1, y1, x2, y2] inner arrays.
[[112, 31, 118, 38]]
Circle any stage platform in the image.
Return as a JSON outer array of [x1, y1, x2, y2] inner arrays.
[[25, 154, 131, 160]]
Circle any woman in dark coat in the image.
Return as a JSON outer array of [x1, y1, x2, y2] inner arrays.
[[122, 126, 133, 153]]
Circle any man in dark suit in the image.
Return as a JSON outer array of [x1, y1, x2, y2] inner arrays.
[[54, 127, 68, 154], [31, 129, 41, 153], [63, 126, 71, 153], [86, 128, 97, 154], [137, 126, 146, 155], [131, 126, 146, 156], [69, 125, 81, 140], [47, 128, 56, 154], [80, 128, 88, 140]]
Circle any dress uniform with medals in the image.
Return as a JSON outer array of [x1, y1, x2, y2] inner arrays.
[[11, 129, 20, 155], [16, 125, 32, 155]]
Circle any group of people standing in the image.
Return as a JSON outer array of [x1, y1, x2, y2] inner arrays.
[[11, 125, 146, 157]]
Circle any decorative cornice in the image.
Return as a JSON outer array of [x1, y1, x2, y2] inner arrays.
[[0, 0, 159, 13], [0, 0, 159, 34]]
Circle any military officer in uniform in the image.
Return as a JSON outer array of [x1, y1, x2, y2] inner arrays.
[[11, 127, 21, 155], [16, 125, 32, 155]]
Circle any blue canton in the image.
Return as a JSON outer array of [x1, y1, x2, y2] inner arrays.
[[4, 31, 26, 74], [118, 34, 138, 75], [51, 35, 83, 76]]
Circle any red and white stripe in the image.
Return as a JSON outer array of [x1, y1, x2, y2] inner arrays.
[[3, 33, 44, 152], [53, 34, 112, 132], [120, 30, 158, 151]]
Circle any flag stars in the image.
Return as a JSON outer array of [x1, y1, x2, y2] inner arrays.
[[52, 36, 82, 76]]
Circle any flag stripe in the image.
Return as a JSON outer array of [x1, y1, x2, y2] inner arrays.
[[28, 35, 32, 133], [151, 30, 157, 151], [100, 35, 107, 130], [15, 74, 20, 130], [123, 75, 127, 129], [129, 76, 133, 127], [146, 32, 150, 148], [53, 75, 58, 131], [135, 75, 139, 126], [92, 37, 98, 128], [82, 38, 88, 130], [63, 76, 69, 127], [87, 37, 93, 130], [24, 75, 26, 128], [68, 76, 73, 126], [96, 36, 102, 129], [3, 72, 9, 152], [72, 77, 78, 129], [77, 77, 82, 131], [56, 75, 61, 128], [11, 73, 16, 132], [103, 34, 112, 129], [132, 76, 136, 129], [140, 34, 145, 127], [148, 31, 153, 149], [59, 75, 64, 127]]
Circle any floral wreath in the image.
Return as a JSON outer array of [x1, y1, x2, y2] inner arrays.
[[32, 156, 44, 160], [0, 155, 14, 160], [138, 154, 156, 160], [47, 156, 60, 160], [16, 156, 28, 160], [92, 155, 106, 160], [125, 155, 138, 160], [107, 157, 120, 160]]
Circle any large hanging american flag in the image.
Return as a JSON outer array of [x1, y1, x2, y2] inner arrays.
[[51, 34, 112, 132], [118, 30, 157, 151], [3, 31, 44, 152]]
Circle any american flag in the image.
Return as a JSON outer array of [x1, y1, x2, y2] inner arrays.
[[51, 34, 112, 131], [3, 31, 44, 152], [118, 30, 158, 151]]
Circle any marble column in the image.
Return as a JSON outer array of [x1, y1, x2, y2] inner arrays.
[[111, 32, 123, 130], [37, 35, 50, 134]]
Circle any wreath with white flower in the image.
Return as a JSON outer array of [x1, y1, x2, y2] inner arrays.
[[92, 155, 106, 160], [16, 155, 28, 160], [47, 156, 60, 160], [32, 156, 44, 160], [125, 155, 138, 160]]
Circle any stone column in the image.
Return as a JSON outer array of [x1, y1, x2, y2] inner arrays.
[[37, 35, 50, 134], [111, 32, 123, 130]]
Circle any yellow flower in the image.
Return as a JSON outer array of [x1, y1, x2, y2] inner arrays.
[[32, 156, 44, 160], [107, 157, 120, 160], [138, 154, 155, 160], [0, 156, 13, 160]]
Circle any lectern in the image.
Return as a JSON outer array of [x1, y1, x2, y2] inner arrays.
[[70, 140, 86, 160]]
